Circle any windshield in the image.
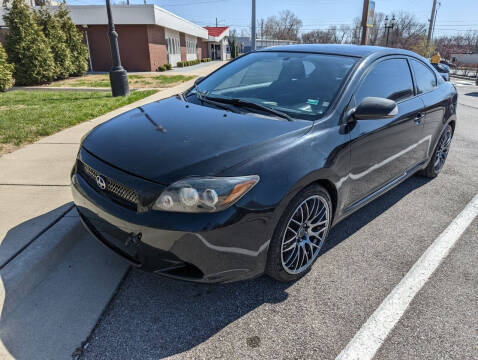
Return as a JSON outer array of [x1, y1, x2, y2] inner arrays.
[[191, 51, 358, 120]]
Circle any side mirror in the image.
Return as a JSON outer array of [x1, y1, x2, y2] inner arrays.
[[351, 97, 398, 120], [194, 76, 205, 85]]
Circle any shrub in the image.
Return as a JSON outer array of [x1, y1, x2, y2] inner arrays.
[[3, 0, 56, 85], [56, 4, 89, 76], [176, 60, 201, 68], [185, 59, 199, 66], [165, 63, 172, 70], [36, 7, 73, 80], [0, 42, 14, 91], [157, 65, 166, 72]]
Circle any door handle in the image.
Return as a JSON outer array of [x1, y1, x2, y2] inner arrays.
[[414, 113, 424, 125]]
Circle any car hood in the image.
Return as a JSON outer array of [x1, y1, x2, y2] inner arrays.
[[82, 97, 311, 184]]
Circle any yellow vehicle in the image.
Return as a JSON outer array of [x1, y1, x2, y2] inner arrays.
[[430, 53, 441, 64]]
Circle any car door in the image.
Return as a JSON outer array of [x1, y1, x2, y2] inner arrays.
[[345, 57, 424, 209], [409, 58, 448, 162]]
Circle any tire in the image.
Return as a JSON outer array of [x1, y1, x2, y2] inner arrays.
[[418, 124, 453, 178], [266, 185, 332, 282]]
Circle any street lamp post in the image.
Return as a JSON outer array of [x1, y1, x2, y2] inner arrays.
[[384, 15, 396, 47], [106, 0, 129, 97], [251, 0, 256, 50]]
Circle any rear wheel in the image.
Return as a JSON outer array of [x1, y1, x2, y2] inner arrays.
[[419, 124, 453, 178], [266, 185, 332, 282]]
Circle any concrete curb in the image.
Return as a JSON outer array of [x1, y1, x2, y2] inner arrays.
[[0, 206, 78, 319], [0, 214, 129, 359]]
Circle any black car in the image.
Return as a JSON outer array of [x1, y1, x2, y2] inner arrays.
[[432, 62, 451, 81], [71, 45, 457, 283]]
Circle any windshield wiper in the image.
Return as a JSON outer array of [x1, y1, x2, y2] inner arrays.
[[176, 92, 187, 102], [193, 85, 239, 113], [205, 96, 294, 121]]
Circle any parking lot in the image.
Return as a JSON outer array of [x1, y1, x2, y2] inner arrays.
[[79, 83, 478, 360]]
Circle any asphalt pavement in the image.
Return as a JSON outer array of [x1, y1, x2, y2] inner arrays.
[[80, 84, 478, 360]]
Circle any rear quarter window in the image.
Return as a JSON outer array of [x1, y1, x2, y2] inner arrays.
[[410, 59, 437, 94]]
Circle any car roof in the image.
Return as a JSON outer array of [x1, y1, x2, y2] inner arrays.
[[259, 44, 420, 59]]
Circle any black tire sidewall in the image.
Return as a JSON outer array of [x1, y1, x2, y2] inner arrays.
[[265, 184, 332, 282], [421, 124, 453, 178]]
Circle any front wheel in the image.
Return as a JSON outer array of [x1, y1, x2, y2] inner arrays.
[[419, 124, 453, 178], [266, 185, 332, 282]]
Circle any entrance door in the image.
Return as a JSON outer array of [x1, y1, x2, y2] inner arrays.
[[210, 44, 221, 60]]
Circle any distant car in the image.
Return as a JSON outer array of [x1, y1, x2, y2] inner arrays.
[[71, 45, 457, 283], [440, 59, 454, 67], [432, 63, 450, 81]]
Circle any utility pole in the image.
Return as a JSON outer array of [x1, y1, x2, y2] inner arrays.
[[251, 0, 256, 50], [360, 0, 370, 45], [431, 2, 441, 46], [216, 17, 218, 27], [106, 0, 129, 97], [426, 0, 438, 57]]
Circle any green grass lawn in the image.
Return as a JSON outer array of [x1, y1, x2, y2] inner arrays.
[[0, 90, 157, 151], [47, 74, 195, 88]]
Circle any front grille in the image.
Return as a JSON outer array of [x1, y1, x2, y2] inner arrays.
[[77, 160, 139, 209]]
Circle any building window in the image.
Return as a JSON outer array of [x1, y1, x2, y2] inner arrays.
[[186, 37, 197, 55], [166, 36, 180, 55]]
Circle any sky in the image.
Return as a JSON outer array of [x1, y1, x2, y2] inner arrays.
[[72, 0, 478, 37]]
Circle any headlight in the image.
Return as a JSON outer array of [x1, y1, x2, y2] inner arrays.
[[153, 176, 259, 213]]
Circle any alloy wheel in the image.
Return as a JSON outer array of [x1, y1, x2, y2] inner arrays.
[[434, 126, 452, 173], [280, 195, 330, 274]]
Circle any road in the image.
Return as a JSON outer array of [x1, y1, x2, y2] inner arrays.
[[80, 83, 478, 360]]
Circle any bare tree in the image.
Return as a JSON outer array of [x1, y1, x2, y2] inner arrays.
[[301, 22, 355, 44], [239, 28, 250, 38], [434, 31, 478, 59], [261, 10, 303, 40], [338, 24, 352, 44], [390, 12, 427, 49], [300, 10, 473, 58], [301, 30, 332, 44]]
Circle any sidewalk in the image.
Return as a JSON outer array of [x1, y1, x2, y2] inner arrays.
[[129, 60, 226, 76], [0, 62, 219, 359], [0, 83, 193, 262], [166, 60, 226, 75]]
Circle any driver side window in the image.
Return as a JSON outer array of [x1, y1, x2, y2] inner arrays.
[[356, 58, 414, 105]]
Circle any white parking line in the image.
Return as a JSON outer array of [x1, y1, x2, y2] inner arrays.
[[452, 80, 474, 86], [336, 193, 478, 360]]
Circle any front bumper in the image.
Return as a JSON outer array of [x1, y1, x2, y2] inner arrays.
[[71, 151, 272, 283]]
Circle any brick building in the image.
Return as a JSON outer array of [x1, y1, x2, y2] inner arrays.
[[70, 5, 209, 71], [0, 4, 211, 72]]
